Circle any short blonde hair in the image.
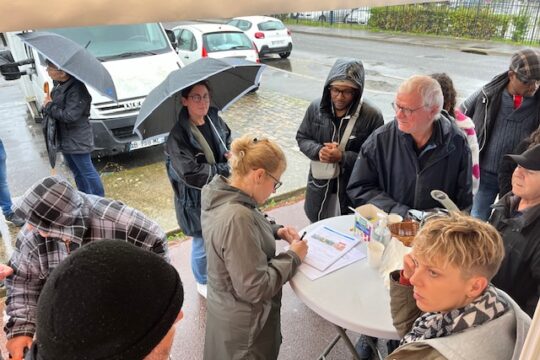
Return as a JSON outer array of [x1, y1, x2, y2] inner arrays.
[[229, 135, 286, 178], [413, 212, 504, 280]]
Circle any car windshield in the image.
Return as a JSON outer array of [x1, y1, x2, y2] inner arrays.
[[257, 21, 285, 31], [203, 32, 254, 52], [45, 23, 170, 60]]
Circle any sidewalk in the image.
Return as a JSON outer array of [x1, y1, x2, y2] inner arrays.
[[286, 23, 524, 57]]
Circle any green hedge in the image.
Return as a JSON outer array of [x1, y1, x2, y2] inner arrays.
[[369, 4, 528, 41]]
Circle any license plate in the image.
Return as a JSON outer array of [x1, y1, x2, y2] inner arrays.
[[129, 136, 166, 151], [271, 40, 285, 46]]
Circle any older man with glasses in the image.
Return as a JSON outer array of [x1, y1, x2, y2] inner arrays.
[[347, 75, 472, 218], [460, 48, 540, 221], [347, 74, 473, 359], [296, 58, 383, 223]]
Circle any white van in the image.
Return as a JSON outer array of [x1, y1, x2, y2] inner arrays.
[[1, 23, 183, 157]]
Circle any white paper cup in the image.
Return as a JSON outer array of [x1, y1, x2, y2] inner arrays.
[[367, 241, 385, 269], [387, 214, 403, 225]]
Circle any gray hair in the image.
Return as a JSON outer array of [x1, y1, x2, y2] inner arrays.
[[398, 75, 444, 117]]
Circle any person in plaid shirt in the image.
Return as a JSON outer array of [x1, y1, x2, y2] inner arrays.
[[4, 176, 169, 360]]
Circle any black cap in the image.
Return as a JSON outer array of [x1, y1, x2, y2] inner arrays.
[[505, 144, 540, 171]]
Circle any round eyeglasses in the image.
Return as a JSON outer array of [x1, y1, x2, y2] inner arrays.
[[188, 94, 211, 103], [391, 102, 425, 116]]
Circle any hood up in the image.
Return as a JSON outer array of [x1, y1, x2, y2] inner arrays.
[[320, 58, 365, 117]]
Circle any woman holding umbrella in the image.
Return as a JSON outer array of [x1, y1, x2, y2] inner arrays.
[[165, 80, 231, 297], [42, 60, 104, 196]]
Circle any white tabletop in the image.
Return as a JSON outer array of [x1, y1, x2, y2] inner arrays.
[[289, 215, 400, 340]]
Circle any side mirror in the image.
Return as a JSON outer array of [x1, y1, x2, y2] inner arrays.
[[165, 30, 177, 50], [0, 50, 22, 80], [0, 63, 23, 80], [0, 50, 34, 81]]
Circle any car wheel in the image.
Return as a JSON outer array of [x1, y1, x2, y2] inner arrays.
[[279, 52, 291, 59], [319, 15, 326, 22]]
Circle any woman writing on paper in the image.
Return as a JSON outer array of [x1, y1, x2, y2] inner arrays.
[[201, 135, 308, 359]]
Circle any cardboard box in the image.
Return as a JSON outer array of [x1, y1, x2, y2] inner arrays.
[[353, 204, 402, 241]]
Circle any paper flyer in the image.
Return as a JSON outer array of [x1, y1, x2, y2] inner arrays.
[[302, 225, 360, 271]]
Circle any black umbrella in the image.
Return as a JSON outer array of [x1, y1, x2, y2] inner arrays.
[[134, 57, 264, 140], [42, 113, 58, 169], [18, 31, 118, 101]]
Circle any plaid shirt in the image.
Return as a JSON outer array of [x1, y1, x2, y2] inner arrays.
[[5, 193, 169, 339]]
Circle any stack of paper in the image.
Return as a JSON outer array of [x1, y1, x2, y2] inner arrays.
[[302, 225, 361, 271]]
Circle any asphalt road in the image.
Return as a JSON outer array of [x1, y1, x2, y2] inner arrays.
[[260, 31, 510, 119]]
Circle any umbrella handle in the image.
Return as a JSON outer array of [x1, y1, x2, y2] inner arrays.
[[50, 167, 57, 176]]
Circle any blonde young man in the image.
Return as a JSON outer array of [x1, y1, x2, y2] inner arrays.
[[388, 213, 530, 360]]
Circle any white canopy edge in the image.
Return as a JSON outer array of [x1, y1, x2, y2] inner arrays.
[[2, 0, 439, 32]]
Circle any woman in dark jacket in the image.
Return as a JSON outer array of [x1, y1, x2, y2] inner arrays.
[[165, 80, 231, 297], [42, 60, 104, 196]]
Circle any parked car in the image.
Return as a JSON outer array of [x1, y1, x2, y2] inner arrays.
[[344, 8, 371, 25], [171, 23, 259, 65], [290, 11, 328, 22], [228, 16, 293, 59]]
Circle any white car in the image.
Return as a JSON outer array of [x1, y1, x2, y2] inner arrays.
[[228, 16, 293, 59], [171, 23, 259, 65], [344, 8, 371, 25]]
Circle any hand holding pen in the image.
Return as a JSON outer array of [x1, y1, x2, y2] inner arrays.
[[290, 231, 308, 261]]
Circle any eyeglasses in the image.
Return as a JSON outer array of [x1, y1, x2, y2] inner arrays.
[[188, 94, 211, 103], [46, 65, 61, 72], [329, 86, 357, 97], [391, 102, 425, 116], [515, 73, 540, 86], [266, 171, 282, 191]]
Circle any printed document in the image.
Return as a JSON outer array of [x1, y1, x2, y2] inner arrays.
[[303, 225, 360, 271], [299, 247, 366, 280]]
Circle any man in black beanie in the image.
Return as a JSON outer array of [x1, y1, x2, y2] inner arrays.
[[25, 240, 184, 360]]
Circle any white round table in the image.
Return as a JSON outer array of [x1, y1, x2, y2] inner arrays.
[[289, 215, 400, 359]]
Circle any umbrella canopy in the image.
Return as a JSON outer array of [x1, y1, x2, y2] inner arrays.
[[134, 57, 264, 140], [18, 31, 118, 101]]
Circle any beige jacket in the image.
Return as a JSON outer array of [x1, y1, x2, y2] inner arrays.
[[386, 271, 530, 360]]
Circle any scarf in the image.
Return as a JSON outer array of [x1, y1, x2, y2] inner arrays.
[[401, 285, 508, 345]]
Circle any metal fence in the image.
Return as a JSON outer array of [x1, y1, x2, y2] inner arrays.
[[282, 1, 540, 44]]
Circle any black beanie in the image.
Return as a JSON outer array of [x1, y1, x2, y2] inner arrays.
[[35, 240, 183, 360]]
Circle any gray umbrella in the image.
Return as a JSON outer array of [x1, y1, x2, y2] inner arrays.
[[18, 31, 118, 101], [134, 57, 264, 140]]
